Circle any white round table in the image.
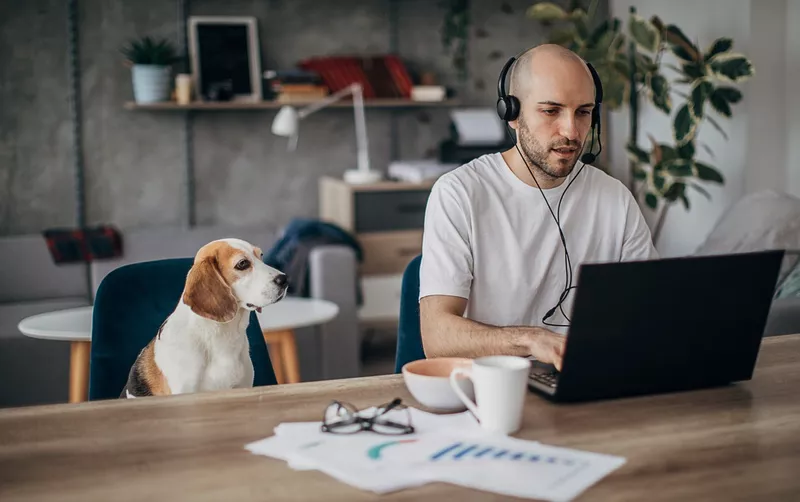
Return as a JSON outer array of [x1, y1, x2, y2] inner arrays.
[[17, 298, 339, 402], [17, 306, 93, 403], [256, 297, 339, 384]]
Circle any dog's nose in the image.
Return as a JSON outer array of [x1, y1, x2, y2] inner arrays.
[[273, 274, 287, 287]]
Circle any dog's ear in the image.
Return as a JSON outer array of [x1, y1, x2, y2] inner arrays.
[[183, 257, 238, 322]]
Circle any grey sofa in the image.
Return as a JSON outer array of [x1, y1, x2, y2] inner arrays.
[[693, 190, 800, 336], [0, 225, 360, 408]]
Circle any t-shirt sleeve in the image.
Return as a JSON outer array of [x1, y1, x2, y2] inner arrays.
[[620, 188, 659, 261], [419, 176, 473, 301]]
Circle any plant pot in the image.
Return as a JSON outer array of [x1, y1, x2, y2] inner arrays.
[[131, 64, 171, 103]]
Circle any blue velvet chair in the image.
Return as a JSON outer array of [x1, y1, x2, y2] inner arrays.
[[89, 258, 277, 400], [394, 255, 426, 373]]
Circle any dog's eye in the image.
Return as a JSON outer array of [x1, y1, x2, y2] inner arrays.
[[235, 259, 251, 271]]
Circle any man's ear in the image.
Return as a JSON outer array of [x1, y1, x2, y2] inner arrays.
[[183, 257, 238, 322]]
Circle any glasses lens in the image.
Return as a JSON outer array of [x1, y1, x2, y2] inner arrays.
[[371, 407, 414, 435], [323, 401, 362, 434]]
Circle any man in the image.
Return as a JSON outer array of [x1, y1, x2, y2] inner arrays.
[[419, 44, 657, 371]]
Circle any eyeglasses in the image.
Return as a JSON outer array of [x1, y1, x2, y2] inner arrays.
[[320, 397, 415, 435]]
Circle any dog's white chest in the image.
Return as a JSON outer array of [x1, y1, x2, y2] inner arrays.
[[200, 336, 253, 390]]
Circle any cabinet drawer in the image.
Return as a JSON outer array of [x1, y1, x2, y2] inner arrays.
[[359, 230, 423, 275], [354, 190, 430, 233]]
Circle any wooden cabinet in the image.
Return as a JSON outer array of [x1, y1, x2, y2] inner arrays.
[[319, 176, 433, 275], [319, 176, 434, 322]]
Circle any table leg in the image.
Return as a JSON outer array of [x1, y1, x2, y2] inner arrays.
[[69, 341, 90, 403]]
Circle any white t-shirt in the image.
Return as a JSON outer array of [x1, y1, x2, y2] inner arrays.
[[419, 152, 658, 334]]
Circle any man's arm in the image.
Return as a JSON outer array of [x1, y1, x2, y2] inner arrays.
[[419, 294, 567, 370]]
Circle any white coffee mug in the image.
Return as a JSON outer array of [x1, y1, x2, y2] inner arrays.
[[449, 355, 531, 435]]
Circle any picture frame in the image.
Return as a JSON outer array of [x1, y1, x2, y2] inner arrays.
[[188, 16, 262, 102]]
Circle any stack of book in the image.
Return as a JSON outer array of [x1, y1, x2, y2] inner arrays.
[[297, 55, 414, 99], [263, 69, 329, 102]]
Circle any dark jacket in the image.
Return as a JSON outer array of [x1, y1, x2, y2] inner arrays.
[[264, 218, 363, 305]]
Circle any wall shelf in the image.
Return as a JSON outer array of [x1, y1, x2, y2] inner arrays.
[[124, 98, 460, 111]]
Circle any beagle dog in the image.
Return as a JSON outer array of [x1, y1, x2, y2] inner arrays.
[[121, 238, 287, 398]]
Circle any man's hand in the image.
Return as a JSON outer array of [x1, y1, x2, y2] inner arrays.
[[526, 329, 566, 371]]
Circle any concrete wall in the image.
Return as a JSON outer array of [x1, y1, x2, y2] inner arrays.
[[608, 0, 798, 257], [1, 0, 588, 236]]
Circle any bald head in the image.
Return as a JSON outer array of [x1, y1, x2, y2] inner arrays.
[[508, 44, 595, 104]]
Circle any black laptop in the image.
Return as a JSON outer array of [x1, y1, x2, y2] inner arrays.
[[528, 250, 785, 403]]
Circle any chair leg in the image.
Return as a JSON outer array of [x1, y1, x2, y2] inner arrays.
[[69, 341, 90, 403], [262, 331, 286, 385], [279, 330, 300, 384]]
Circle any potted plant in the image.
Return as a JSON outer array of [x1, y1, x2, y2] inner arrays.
[[120, 36, 180, 104], [527, 0, 754, 243]]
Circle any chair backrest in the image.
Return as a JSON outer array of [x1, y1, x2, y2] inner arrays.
[[394, 255, 425, 373], [89, 258, 276, 400]]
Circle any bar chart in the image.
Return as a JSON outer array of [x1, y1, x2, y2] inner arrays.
[[429, 441, 583, 468]]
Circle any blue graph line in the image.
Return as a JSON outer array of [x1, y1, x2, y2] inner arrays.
[[454, 445, 478, 459], [430, 442, 463, 461], [429, 441, 583, 468]]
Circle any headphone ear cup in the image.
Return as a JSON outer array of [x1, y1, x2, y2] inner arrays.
[[507, 96, 520, 121], [496, 96, 521, 122], [496, 97, 510, 121], [496, 96, 521, 121]]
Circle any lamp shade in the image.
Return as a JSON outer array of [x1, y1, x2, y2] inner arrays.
[[271, 106, 299, 137]]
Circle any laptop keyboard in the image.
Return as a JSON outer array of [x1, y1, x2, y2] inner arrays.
[[530, 370, 560, 388]]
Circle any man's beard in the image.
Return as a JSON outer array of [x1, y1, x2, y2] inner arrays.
[[517, 119, 582, 181]]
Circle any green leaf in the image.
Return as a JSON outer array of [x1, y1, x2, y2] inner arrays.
[[712, 86, 742, 104], [709, 53, 755, 82], [705, 37, 733, 60], [571, 9, 590, 39], [663, 182, 685, 202], [659, 144, 679, 163], [682, 62, 706, 80], [586, 0, 600, 22], [671, 44, 696, 62], [633, 168, 647, 180], [677, 140, 696, 159], [665, 158, 694, 177], [653, 172, 667, 192], [626, 142, 649, 164], [527, 2, 569, 22], [664, 25, 700, 61], [709, 90, 732, 117], [674, 104, 697, 145], [689, 80, 713, 119], [629, 12, 660, 52], [549, 27, 579, 46], [648, 72, 672, 114], [645, 192, 658, 209], [695, 162, 724, 183], [587, 20, 610, 47], [680, 192, 691, 210]]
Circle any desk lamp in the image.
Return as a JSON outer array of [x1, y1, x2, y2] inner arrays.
[[271, 82, 381, 184]]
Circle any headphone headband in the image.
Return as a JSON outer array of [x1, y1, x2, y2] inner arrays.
[[496, 53, 604, 127]]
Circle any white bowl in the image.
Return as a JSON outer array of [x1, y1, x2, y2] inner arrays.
[[402, 358, 475, 412]]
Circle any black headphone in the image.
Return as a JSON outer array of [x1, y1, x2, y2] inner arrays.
[[497, 55, 604, 164], [496, 53, 604, 327]]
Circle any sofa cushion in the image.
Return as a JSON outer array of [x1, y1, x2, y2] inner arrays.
[[694, 190, 800, 280], [0, 234, 89, 302]]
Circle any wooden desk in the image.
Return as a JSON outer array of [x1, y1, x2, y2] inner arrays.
[[1, 334, 799, 501]]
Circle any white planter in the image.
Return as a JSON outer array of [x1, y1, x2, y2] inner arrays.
[[131, 64, 171, 103]]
